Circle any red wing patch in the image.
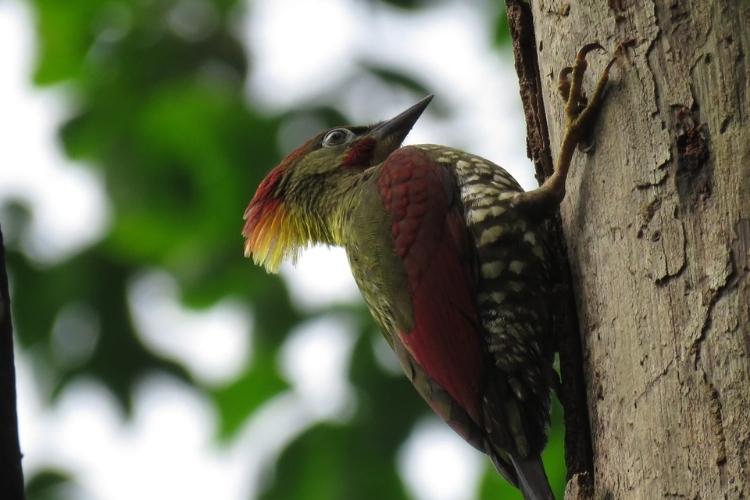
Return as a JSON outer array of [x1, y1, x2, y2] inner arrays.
[[377, 147, 484, 423]]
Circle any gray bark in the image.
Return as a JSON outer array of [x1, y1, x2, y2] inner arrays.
[[527, 0, 750, 497]]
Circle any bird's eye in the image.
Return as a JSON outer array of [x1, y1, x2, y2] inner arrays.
[[322, 128, 354, 147]]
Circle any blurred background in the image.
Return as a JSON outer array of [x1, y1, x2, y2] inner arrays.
[[0, 0, 566, 498]]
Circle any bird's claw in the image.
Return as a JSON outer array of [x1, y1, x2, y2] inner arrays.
[[514, 42, 626, 213], [578, 42, 606, 58], [558, 44, 607, 111], [559, 42, 616, 132], [557, 67, 573, 103]]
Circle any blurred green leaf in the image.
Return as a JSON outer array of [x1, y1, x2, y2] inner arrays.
[[542, 398, 568, 497], [493, 4, 511, 48], [30, 0, 100, 84], [261, 331, 422, 500], [25, 468, 72, 500], [8, 248, 192, 410], [261, 422, 410, 500], [212, 342, 288, 440]]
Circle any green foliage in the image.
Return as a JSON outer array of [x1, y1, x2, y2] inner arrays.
[[211, 341, 288, 440], [25, 468, 73, 500], [9, 0, 561, 498], [493, 3, 512, 48], [8, 247, 192, 407], [261, 333, 424, 500]]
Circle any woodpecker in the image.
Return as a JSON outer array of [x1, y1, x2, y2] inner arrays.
[[243, 45, 617, 500]]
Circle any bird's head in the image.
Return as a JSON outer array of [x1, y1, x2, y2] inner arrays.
[[243, 95, 433, 272]]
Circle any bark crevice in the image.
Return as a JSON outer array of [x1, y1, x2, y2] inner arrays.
[[504, 1, 595, 492]]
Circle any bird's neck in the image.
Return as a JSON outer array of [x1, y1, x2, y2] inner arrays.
[[290, 168, 370, 247]]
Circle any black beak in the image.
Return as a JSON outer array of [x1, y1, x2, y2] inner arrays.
[[371, 94, 433, 142], [366, 95, 433, 164]]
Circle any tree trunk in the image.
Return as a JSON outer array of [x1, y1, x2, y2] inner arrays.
[[509, 0, 750, 497], [0, 227, 25, 499]]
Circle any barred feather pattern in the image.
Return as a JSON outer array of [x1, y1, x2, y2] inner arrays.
[[415, 145, 555, 458]]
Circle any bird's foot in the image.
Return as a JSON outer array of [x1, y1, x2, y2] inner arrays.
[[515, 42, 624, 213], [557, 43, 618, 148]]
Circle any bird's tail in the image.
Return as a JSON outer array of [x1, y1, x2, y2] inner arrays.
[[509, 454, 555, 500]]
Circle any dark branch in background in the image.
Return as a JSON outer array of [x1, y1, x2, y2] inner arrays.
[[504, 0, 594, 494], [0, 226, 25, 500]]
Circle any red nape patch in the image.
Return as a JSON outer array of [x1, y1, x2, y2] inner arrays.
[[341, 138, 376, 167], [243, 138, 315, 237], [243, 165, 285, 238]]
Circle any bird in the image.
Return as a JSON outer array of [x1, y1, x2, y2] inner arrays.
[[242, 44, 617, 500]]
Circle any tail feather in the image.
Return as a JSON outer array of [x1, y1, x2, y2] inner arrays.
[[509, 455, 554, 500], [488, 451, 519, 488]]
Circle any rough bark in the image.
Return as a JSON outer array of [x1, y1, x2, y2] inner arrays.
[[512, 0, 750, 497], [505, 1, 595, 492], [0, 227, 25, 499]]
